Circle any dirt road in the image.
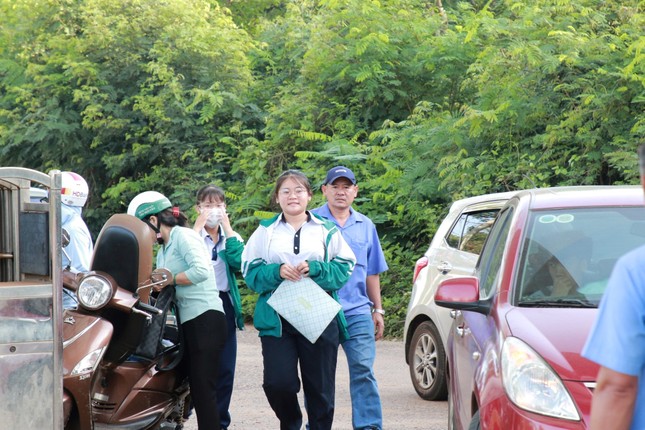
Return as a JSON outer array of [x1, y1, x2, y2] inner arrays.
[[184, 325, 448, 429]]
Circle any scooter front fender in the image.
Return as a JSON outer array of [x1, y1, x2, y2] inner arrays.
[[63, 310, 113, 430]]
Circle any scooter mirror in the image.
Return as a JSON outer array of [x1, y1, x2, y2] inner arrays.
[[151, 268, 173, 288], [136, 268, 173, 303]]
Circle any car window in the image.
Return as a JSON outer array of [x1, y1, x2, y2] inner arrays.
[[478, 207, 513, 298], [446, 210, 499, 255], [517, 207, 645, 307]]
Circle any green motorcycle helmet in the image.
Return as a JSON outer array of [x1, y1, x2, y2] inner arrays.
[[127, 191, 172, 219]]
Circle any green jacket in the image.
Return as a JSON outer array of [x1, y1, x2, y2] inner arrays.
[[241, 213, 356, 340], [218, 235, 245, 330]]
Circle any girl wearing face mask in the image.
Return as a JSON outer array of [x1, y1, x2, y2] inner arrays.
[[192, 185, 245, 430], [127, 191, 227, 430]]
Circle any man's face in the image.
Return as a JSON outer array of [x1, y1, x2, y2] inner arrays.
[[322, 177, 358, 211]]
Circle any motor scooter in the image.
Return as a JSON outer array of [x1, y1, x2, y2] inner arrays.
[[62, 213, 190, 430]]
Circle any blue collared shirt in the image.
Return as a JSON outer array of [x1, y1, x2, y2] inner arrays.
[[312, 204, 388, 316], [583, 244, 645, 429]]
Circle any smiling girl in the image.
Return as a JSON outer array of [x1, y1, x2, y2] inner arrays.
[[242, 169, 356, 430]]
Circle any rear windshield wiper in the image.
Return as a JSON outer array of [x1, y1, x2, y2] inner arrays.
[[519, 298, 597, 308]]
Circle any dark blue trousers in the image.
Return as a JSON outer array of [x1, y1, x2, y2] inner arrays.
[[217, 291, 238, 429], [261, 317, 339, 430]]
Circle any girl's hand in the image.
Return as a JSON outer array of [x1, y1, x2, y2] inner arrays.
[[150, 268, 173, 291], [220, 210, 235, 237], [193, 208, 209, 233], [296, 261, 310, 277], [280, 264, 302, 281]]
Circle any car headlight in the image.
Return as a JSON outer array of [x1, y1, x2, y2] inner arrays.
[[502, 336, 580, 421], [77, 275, 114, 310]]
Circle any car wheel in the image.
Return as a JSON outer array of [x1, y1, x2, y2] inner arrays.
[[468, 410, 481, 430], [408, 320, 448, 400]]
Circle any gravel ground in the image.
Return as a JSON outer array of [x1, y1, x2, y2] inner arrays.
[[183, 325, 448, 429]]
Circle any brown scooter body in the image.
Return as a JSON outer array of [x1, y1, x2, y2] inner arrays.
[[62, 214, 189, 430]]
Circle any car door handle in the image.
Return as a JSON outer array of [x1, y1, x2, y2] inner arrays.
[[437, 261, 452, 274], [449, 309, 461, 319]]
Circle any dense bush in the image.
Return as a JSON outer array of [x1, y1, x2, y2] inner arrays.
[[1, 0, 643, 338]]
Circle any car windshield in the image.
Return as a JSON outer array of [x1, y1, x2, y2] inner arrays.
[[516, 207, 645, 307]]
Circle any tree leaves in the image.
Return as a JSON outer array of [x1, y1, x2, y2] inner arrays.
[[1, 0, 643, 337]]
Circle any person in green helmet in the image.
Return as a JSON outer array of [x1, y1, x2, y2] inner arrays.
[[128, 191, 227, 430]]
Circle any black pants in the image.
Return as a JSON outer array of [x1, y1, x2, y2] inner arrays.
[[217, 291, 238, 429], [182, 309, 227, 430], [261, 318, 339, 430]]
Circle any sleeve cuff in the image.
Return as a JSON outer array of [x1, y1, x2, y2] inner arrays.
[[308, 260, 321, 278]]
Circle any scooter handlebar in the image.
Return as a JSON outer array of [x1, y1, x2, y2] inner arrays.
[[136, 301, 163, 315]]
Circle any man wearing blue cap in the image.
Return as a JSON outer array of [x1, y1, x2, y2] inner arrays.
[[312, 166, 388, 430]]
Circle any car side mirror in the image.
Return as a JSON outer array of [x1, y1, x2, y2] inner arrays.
[[435, 276, 492, 315]]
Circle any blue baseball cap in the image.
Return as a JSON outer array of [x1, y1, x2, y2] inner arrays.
[[324, 166, 357, 185]]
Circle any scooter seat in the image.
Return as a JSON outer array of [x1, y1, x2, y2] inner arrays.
[[91, 214, 154, 295]]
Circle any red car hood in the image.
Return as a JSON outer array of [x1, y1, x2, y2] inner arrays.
[[505, 307, 599, 382]]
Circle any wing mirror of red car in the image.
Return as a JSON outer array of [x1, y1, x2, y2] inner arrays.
[[434, 277, 492, 315]]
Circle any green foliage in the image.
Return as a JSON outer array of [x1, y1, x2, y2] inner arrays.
[[1, 0, 643, 338], [0, 0, 257, 233]]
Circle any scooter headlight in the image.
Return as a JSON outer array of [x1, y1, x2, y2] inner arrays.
[[77, 275, 114, 310]]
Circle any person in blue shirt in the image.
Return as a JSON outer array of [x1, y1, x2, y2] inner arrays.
[[583, 245, 645, 429], [582, 144, 645, 430], [60, 171, 94, 309], [312, 166, 388, 430]]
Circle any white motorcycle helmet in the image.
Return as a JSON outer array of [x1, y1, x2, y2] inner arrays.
[[61, 171, 89, 207], [127, 191, 172, 219]]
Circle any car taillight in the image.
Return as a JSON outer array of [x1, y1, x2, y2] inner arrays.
[[412, 257, 428, 283]]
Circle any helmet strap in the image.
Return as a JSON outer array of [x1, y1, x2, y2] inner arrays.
[[144, 217, 164, 245]]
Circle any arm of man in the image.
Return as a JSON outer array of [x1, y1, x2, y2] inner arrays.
[[367, 274, 384, 340], [590, 366, 637, 430], [365, 219, 388, 340]]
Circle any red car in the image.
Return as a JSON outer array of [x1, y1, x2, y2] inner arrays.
[[435, 186, 645, 429]]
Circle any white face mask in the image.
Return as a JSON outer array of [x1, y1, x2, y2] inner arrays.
[[205, 207, 224, 228]]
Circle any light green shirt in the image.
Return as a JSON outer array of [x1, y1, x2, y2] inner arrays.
[[156, 226, 223, 322]]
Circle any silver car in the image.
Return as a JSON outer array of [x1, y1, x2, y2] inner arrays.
[[403, 191, 516, 400]]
